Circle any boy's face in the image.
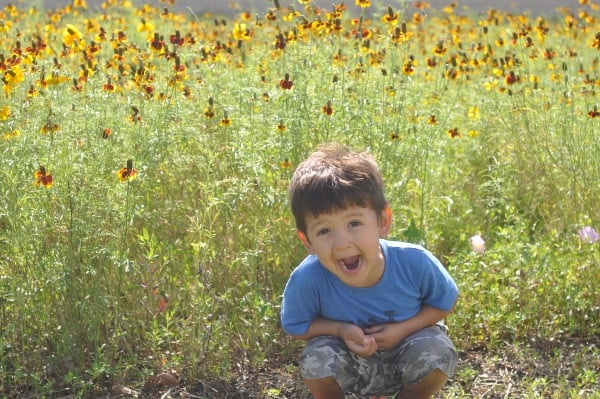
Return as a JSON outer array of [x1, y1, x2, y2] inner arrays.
[[298, 205, 392, 288]]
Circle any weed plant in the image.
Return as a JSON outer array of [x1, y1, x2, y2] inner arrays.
[[0, 0, 598, 397]]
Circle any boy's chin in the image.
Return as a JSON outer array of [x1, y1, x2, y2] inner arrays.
[[335, 266, 370, 286]]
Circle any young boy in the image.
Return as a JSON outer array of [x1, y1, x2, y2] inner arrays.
[[281, 144, 459, 399]]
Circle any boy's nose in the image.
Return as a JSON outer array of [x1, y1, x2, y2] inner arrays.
[[333, 230, 352, 249]]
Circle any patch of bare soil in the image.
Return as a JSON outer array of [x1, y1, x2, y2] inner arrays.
[[106, 337, 597, 399]]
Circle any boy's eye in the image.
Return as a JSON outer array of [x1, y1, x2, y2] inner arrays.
[[317, 228, 330, 236], [348, 221, 361, 228]]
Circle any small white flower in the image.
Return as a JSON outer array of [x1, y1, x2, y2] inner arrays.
[[470, 234, 486, 253]]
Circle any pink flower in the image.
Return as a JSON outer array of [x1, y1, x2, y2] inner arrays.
[[578, 226, 599, 244], [470, 234, 486, 253]]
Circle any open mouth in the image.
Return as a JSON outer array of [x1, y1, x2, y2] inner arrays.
[[339, 255, 361, 273]]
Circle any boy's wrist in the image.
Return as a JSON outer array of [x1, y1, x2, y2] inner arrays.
[[301, 317, 355, 340], [336, 321, 355, 338]]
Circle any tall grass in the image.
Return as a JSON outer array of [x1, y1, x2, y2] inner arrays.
[[0, 0, 598, 397]]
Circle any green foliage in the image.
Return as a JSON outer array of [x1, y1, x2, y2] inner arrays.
[[0, 0, 598, 397], [449, 232, 599, 349]]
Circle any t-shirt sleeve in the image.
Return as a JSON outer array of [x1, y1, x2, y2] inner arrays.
[[280, 265, 320, 336], [417, 249, 459, 311]]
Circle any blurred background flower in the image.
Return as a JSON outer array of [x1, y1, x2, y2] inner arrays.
[[470, 234, 486, 253], [578, 226, 599, 243]]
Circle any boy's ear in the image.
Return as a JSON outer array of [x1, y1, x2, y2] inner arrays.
[[297, 231, 315, 254], [379, 206, 393, 238]]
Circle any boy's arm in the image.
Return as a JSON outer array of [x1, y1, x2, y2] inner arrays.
[[292, 317, 378, 357], [365, 301, 457, 351]]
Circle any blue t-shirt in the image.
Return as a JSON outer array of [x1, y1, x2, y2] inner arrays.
[[280, 239, 459, 335]]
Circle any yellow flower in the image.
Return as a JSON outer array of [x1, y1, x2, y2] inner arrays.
[[117, 159, 137, 182], [483, 79, 498, 91], [381, 6, 399, 25], [2, 67, 25, 96], [402, 59, 415, 75], [391, 25, 413, 43], [41, 122, 60, 134], [467, 106, 480, 120], [219, 110, 232, 127], [63, 24, 85, 50], [280, 158, 293, 169], [137, 18, 155, 33], [443, 4, 456, 13], [42, 73, 70, 86], [240, 11, 252, 21], [283, 10, 301, 21], [232, 23, 252, 41], [204, 106, 215, 118], [3, 66, 25, 86], [2, 129, 21, 140], [277, 120, 287, 131], [0, 106, 10, 120], [355, 0, 371, 8], [0, 19, 12, 33]]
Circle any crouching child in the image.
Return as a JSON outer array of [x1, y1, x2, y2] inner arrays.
[[281, 144, 459, 399]]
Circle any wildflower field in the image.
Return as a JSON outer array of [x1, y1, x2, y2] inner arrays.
[[1, 0, 599, 397]]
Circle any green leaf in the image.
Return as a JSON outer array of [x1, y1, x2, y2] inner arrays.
[[403, 218, 426, 246]]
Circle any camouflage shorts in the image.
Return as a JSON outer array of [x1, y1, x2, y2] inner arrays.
[[299, 325, 457, 397]]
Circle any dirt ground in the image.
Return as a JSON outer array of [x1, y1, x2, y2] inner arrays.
[[107, 336, 599, 399]]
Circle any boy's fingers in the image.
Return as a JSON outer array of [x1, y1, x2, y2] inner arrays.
[[364, 336, 378, 356], [347, 336, 377, 356], [364, 325, 384, 334]]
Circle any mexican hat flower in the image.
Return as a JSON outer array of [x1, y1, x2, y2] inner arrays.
[[232, 23, 252, 41], [35, 165, 53, 188], [63, 24, 85, 51], [117, 159, 138, 182]]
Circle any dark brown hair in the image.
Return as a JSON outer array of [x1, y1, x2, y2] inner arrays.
[[289, 144, 388, 234]]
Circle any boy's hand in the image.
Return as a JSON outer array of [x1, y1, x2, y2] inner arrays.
[[364, 304, 453, 351], [339, 323, 378, 357], [364, 323, 407, 351]]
